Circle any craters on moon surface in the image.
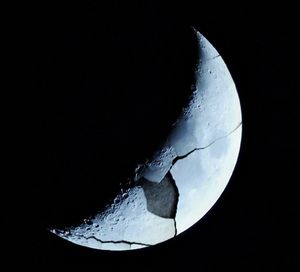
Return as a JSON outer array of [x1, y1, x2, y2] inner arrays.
[[50, 29, 242, 251]]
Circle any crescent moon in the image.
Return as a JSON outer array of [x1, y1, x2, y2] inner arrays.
[[51, 28, 242, 251]]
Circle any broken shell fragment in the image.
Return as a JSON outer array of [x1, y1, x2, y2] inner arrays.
[[51, 29, 242, 251]]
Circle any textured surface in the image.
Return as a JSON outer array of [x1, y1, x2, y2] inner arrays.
[[52, 29, 242, 250], [171, 125, 241, 234]]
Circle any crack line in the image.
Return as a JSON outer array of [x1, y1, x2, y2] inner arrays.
[[208, 54, 221, 61], [171, 122, 242, 167], [173, 219, 177, 237], [76, 234, 152, 247], [168, 171, 179, 236], [166, 122, 242, 236]]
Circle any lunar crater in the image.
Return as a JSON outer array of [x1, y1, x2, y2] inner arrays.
[[50, 29, 242, 251]]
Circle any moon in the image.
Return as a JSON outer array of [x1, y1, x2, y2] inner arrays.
[[51, 28, 242, 251]]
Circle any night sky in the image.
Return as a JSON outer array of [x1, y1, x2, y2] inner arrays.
[[19, 1, 298, 269]]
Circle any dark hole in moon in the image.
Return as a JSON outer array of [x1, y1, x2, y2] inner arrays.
[[35, 16, 199, 229], [138, 173, 179, 219]]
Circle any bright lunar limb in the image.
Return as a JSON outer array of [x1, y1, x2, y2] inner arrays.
[[51, 28, 242, 251]]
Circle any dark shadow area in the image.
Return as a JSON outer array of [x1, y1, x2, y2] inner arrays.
[[138, 172, 179, 219], [32, 2, 198, 230]]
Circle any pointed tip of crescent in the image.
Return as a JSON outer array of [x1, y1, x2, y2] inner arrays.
[[49, 228, 58, 235], [190, 27, 204, 46], [49, 228, 69, 239], [190, 26, 197, 32], [190, 26, 201, 36]]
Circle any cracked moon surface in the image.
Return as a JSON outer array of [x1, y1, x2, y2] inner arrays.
[[51, 29, 242, 251]]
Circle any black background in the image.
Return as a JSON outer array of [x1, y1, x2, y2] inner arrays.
[[19, 1, 298, 269]]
